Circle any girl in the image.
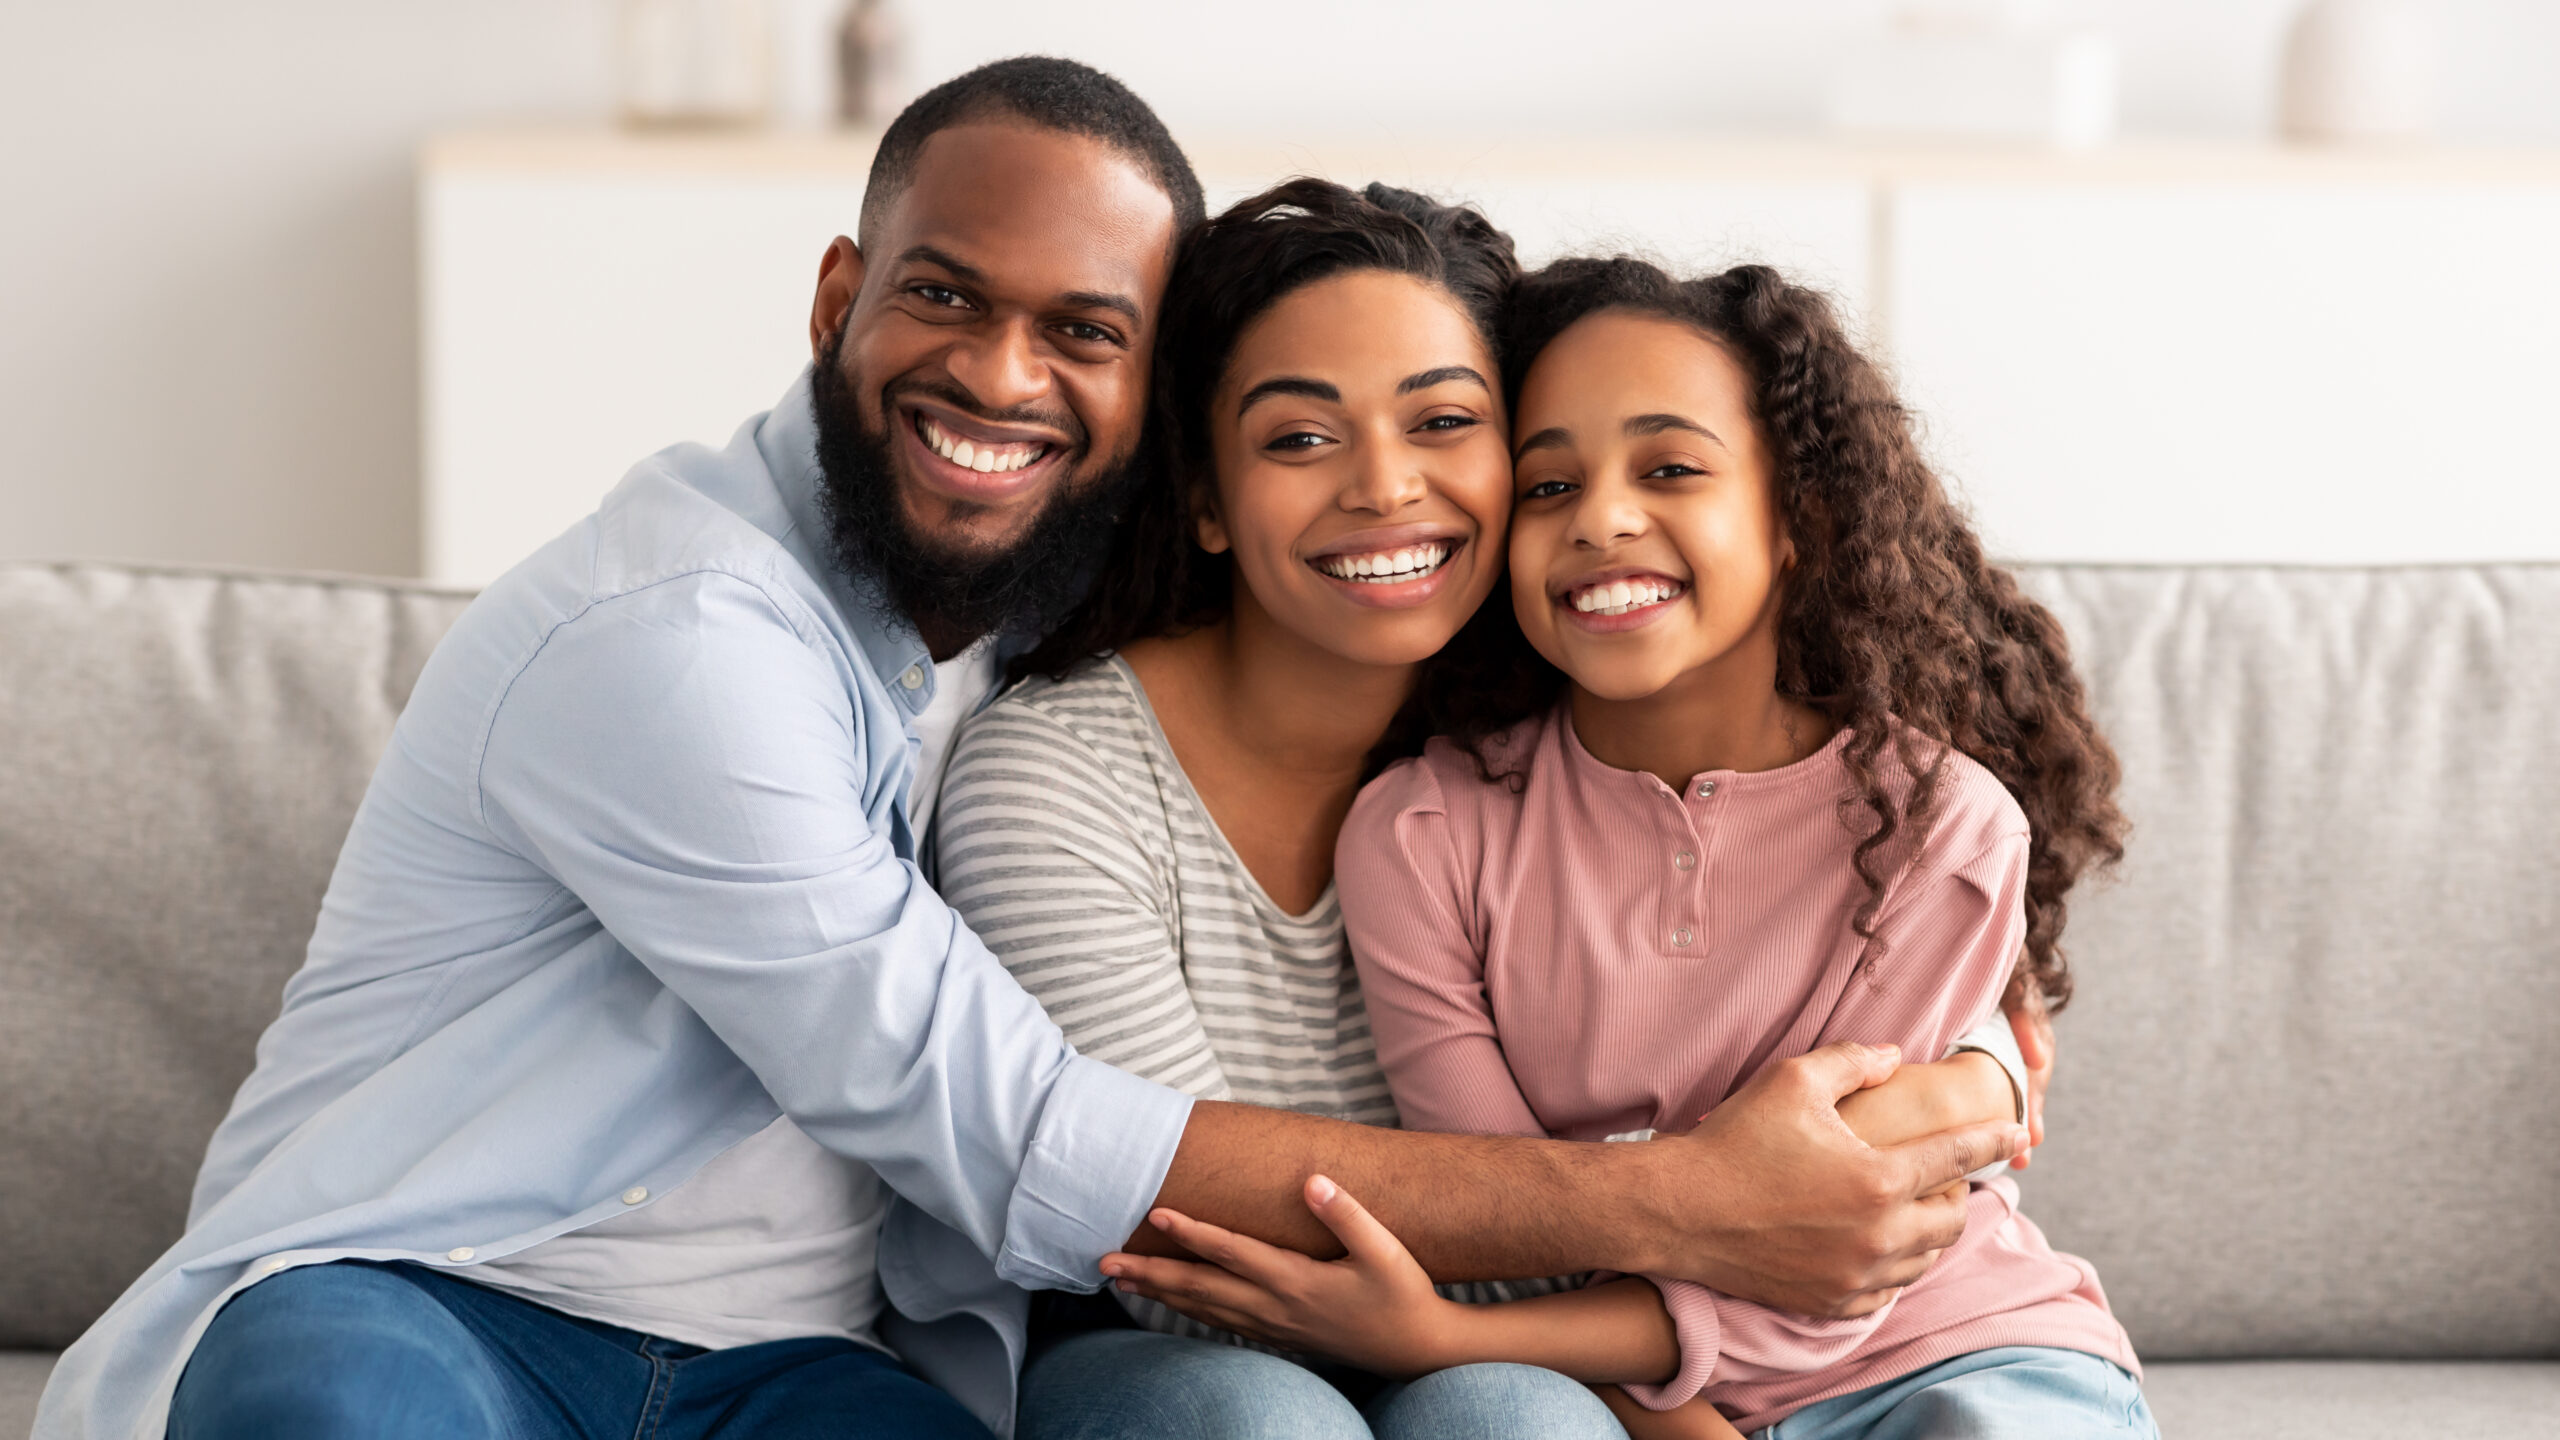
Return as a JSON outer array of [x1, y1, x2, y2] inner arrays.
[[1105, 257, 2151, 1439], [945, 186, 2042, 1440]]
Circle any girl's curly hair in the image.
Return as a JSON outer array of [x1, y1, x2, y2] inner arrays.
[[1412, 256, 2126, 1008]]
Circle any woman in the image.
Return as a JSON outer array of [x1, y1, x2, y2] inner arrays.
[[934, 181, 2036, 1440]]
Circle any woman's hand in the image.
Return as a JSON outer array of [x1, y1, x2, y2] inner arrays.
[[1099, 1174, 1470, 1378]]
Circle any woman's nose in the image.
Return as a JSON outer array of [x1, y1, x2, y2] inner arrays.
[[1341, 439, 1429, 515]]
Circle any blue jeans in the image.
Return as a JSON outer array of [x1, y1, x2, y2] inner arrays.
[[1017, 1328, 1627, 1440], [167, 1260, 990, 1440], [1756, 1346, 2157, 1440]]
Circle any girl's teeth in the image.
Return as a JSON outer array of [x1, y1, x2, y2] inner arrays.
[[1572, 578, 1680, 614]]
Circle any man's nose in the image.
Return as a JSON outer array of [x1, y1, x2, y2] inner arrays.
[[942, 317, 1049, 413]]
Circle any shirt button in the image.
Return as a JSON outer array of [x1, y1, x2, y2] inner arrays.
[[899, 665, 926, 690], [446, 1246, 477, 1263], [1674, 850, 1697, 871], [1673, 927, 1695, 946], [621, 1187, 649, 1205], [1694, 780, 1718, 799]]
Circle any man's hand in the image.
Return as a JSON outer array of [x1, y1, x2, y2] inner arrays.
[[1638, 1040, 2028, 1318], [2001, 973, 2057, 1168]]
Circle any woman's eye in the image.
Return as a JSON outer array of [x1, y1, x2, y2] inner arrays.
[[1266, 431, 1329, 453], [1523, 479, 1576, 499], [1416, 414, 1478, 433], [1643, 462, 1705, 480]]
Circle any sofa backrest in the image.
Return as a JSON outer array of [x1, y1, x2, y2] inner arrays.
[[2014, 564, 2560, 1360], [0, 564, 472, 1348], [2, 560, 2553, 1358]]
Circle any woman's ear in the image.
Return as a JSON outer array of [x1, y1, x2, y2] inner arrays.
[[1191, 481, 1232, 555]]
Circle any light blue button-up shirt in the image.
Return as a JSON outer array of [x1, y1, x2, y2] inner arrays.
[[35, 370, 1194, 1440]]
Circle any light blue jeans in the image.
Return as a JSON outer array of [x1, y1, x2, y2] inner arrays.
[[1018, 1328, 1628, 1440], [1755, 1346, 2157, 1440]]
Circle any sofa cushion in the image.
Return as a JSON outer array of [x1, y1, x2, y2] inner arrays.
[[0, 1352, 58, 1439], [0, 564, 471, 1348], [2143, 1359, 2560, 1439], [2013, 566, 2560, 1360]]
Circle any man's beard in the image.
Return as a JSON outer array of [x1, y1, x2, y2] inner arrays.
[[809, 334, 1140, 645]]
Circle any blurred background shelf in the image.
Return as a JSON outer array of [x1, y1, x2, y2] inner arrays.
[[425, 129, 2560, 585]]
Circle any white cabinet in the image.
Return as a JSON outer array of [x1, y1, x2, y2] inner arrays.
[[422, 133, 2560, 585]]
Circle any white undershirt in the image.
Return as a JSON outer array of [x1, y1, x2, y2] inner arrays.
[[463, 638, 1005, 1352], [906, 636, 1001, 825]]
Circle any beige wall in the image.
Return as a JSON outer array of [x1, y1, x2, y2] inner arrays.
[[0, 2, 612, 576], [5, 0, 2558, 577]]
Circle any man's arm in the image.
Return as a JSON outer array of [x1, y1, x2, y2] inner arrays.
[[1132, 1040, 2025, 1317]]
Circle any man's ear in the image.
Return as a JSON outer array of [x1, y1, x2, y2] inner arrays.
[[810, 236, 866, 357]]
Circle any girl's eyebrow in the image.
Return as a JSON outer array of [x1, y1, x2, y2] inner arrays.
[[1512, 425, 1571, 460], [1626, 412, 1729, 451]]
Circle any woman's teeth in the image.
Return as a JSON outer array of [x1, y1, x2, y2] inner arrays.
[[1312, 542, 1455, 583], [1571, 577, 1684, 615], [918, 414, 1045, 474]]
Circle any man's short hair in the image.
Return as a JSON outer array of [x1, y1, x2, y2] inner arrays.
[[859, 56, 1205, 249]]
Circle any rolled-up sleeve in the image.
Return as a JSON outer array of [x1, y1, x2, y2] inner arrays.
[[475, 572, 1190, 1287]]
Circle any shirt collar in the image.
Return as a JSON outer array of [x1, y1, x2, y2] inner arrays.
[[758, 364, 1041, 716]]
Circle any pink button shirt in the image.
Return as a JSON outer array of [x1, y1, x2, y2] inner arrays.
[[1337, 706, 2135, 1431]]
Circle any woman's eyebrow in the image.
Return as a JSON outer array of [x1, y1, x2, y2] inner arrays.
[[1513, 425, 1572, 459], [1237, 376, 1340, 414], [1397, 365, 1489, 395], [1626, 412, 1728, 450]]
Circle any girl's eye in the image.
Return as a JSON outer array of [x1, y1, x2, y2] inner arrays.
[[1643, 462, 1705, 480], [1266, 431, 1330, 453], [1523, 478, 1576, 500]]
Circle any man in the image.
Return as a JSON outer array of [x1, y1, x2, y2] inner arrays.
[[39, 57, 2033, 1440]]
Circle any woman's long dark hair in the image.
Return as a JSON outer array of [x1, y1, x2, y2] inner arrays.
[[1417, 257, 2126, 1009], [1014, 178, 1521, 682]]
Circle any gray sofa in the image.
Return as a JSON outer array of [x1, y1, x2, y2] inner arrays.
[[4, 559, 2555, 1438]]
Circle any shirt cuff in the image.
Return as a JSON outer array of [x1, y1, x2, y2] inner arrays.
[[1947, 1015, 2029, 1182], [1618, 1277, 1722, 1410], [994, 1053, 1194, 1291]]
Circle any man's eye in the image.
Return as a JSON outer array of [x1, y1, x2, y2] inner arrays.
[[1059, 322, 1116, 345], [912, 284, 969, 308], [1524, 479, 1576, 499]]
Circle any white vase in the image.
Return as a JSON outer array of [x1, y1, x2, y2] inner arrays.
[[2279, 0, 2441, 144]]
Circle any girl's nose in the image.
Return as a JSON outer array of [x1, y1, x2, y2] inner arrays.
[[1568, 479, 1648, 548]]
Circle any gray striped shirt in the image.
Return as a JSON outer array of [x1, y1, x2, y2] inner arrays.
[[938, 656, 1564, 1344]]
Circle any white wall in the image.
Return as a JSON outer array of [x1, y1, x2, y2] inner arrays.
[[6, 0, 2559, 575]]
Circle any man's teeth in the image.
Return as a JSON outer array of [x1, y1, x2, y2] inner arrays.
[[1312, 542, 1455, 583], [1571, 577, 1684, 615], [918, 415, 1045, 474]]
